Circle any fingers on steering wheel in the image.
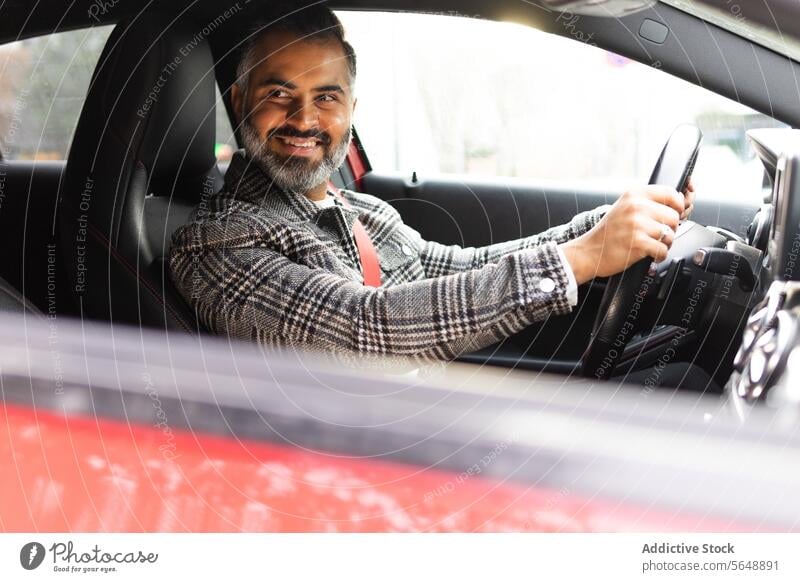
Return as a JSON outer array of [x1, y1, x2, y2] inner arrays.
[[642, 198, 680, 230], [657, 203, 680, 230], [646, 238, 670, 263], [642, 217, 673, 259], [646, 185, 685, 217]]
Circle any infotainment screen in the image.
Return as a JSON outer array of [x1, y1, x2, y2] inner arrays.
[[771, 153, 800, 281]]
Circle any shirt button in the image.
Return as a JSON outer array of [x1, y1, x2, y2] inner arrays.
[[401, 244, 413, 256], [538, 277, 556, 293]]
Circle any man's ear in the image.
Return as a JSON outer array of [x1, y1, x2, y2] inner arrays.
[[231, 83, 243, 126]]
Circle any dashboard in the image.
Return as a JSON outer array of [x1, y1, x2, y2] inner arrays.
[[727, 129, 800, 414]]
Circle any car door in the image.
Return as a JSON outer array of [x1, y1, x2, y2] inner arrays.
[[336, 10, 778, 371]]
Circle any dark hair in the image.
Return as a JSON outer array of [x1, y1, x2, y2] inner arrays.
[[235, 2, 357, 91]]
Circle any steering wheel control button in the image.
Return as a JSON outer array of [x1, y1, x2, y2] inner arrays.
[[639, 19, 669, 44], [692, 249, 707, 267], [538, 277, 556, 293], [401, 244, 413, 256]]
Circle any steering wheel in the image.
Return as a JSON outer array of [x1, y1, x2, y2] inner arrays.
[[581, 125, 703, 379]]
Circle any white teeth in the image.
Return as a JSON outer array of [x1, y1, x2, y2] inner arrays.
[[281, 137, 316, 148]]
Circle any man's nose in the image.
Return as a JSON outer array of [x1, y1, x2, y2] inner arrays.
[[286, 98, 318, 131]]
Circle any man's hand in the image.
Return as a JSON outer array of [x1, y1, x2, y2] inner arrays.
[[561, 185, 685, 285], [682, 178, 695, 220]]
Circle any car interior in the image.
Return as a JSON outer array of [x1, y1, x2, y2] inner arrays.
[[2, 0, 800, 404]]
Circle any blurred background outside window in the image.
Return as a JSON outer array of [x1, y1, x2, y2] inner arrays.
[[0, 14, 784, 206], [339, 12, 784, 203]]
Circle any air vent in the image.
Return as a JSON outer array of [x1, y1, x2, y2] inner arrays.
[[728, 281, 796, 404]]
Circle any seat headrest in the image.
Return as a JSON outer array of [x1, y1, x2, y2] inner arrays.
[[81, 12, 218, 199]]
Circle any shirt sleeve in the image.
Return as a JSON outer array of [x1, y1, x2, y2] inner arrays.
[[169, 225, 576, 362], [555, 243, 579, 307], [413, 204, 611, 279]]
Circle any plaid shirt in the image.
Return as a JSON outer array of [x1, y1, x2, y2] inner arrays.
[[169, 151, 607, 361]]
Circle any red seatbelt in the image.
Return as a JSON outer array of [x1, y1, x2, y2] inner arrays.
[[346, 139, 368, 191], [327, 183, 382, 287]]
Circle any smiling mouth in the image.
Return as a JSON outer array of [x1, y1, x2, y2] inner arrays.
[[275, 136, 322, 149]]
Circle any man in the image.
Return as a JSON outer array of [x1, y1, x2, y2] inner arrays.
[[168, 5, 693, 365]]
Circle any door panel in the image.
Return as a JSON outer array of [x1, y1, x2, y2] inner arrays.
[[361, 170, 759, 367], [363, 172, 614, 247], [363, 171, 758, 245]]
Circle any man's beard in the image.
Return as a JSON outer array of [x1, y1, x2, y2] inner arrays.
[[240, 117, 351, 194]]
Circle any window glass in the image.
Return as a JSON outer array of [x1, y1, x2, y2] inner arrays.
[[0, 27, 237, 164], [338, 12, 784, 203], [0, 26, 113, 160]]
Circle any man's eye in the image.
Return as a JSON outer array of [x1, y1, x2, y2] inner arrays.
[[317, 94, 337, 103], [267, 89, 290, 99]]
